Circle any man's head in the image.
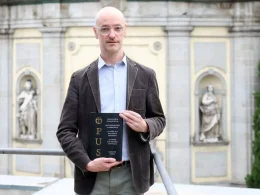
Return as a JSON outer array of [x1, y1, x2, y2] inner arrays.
[[207, 84, 214, 93], [24, 80, 32, 91], [93, 7, 126, 57]]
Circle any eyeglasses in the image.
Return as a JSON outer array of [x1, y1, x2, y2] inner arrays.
[[96, 26, 124, 35]]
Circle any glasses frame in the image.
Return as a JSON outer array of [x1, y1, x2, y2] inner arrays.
[[95, 25, 125, 36]]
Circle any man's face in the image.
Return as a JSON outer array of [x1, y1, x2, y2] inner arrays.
[[208, 85, 213, 92], [94, 11, 126, 55], [24, 81, 32, 91]]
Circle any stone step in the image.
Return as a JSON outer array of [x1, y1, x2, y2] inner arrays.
[[2, 175, 260, 195]]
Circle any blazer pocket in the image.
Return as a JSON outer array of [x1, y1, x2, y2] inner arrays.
[[131, 89, 146, 110]]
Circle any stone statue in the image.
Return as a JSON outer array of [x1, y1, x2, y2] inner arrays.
[[199, 85, 220, 142], [17, 79, 38, 139]]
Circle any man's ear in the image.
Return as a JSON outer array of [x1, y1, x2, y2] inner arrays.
[[93, 26, 98, 39]]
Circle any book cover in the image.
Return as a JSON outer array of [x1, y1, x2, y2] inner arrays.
[[89, 113, 123, 161]]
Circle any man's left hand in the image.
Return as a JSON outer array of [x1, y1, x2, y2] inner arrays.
[[119, 110, 148, 133]]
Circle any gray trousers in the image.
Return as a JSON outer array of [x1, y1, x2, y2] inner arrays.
[[76, 165, 143, 195]]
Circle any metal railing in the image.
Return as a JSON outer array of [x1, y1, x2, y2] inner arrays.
[[0, 148, 178, 195], [152, 151, 178, 195]]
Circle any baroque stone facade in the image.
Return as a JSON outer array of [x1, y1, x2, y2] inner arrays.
[[0, 0, 260, 185]]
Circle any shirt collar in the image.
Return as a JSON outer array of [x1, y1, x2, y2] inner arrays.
[[98, 55, 127, 69]]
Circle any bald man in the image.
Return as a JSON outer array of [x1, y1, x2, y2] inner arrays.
[[57, 6, 165, 195]]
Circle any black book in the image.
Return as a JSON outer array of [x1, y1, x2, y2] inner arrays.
[[89, 113, 123, 161]]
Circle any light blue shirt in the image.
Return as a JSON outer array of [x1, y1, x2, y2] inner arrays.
[[98, 56, 129, 161]]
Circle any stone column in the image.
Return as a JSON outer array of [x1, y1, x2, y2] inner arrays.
[[0, 29, 13, 174], [40, 27, 66, 177], [165, 26, 193, 183], [230, 2, 260, 183]]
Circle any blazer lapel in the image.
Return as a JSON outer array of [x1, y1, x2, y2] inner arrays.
[[126, 57, 138, 109], [87, 60, 101, 113]]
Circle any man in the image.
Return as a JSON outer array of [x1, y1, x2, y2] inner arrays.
[[57, 6, 165, 195]]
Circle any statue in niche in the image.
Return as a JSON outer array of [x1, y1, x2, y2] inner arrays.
[[17, 79, 38, 139], [199, 84, 220, 143]]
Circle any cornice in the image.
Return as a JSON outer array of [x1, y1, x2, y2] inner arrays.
[[0, 28, 14, 35], [164, 26, 194, 37], [39, 27, 67, 33], [0, 0, 253, 6], [230, 25, 260, 33], [1, 16, 260, 35]]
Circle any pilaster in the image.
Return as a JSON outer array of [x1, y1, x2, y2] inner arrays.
[[0, 29, 14, 174], [230, 3, 260, 183], [39, 27, 66, 177], [165, 26, 193, 183]]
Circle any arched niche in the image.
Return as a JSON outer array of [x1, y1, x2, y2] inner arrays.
[[193, 69, 228, 145], [15, 70, 41, 143]]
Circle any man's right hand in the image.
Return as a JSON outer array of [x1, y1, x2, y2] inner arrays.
[[86, 158, 122, 172]]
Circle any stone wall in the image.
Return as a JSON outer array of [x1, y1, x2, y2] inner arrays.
[[0, 0, 260, 185]]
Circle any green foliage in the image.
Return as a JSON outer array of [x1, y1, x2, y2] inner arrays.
[[246, 61, 260, 188]]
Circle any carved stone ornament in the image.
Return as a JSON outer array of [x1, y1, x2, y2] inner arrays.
[[208, 69, 215, 75], [24, 70, 31, 75], [153, 41, 162, 51], [68, 42, 76, 51], [217, 3, 233, 9], [100, 0, 127, 12]]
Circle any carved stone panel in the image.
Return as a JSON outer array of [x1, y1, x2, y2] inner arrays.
[[196, 151, 227, 177], [16, 43, 41, 73], [194, 42, 226, 73], [16, 155, 40, 173]]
